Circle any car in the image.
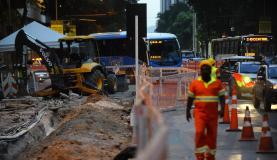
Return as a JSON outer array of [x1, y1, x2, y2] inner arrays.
[[33, 70, 50, 82], [219, 56, 255, 83], [266, 56, 277, 64], [181, 50, 203, 62], [253, 64, 277, 111], [232, 61, 261, 98], [181, 50, 195, 61]]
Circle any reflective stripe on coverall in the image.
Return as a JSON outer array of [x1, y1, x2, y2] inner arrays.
[[188, 76, 224, 159]]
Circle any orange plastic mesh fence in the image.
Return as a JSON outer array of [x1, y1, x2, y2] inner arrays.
[[133, 65, 197, 160]]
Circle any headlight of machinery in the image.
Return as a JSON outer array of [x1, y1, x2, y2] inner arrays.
[[273, 84, 277, 89]]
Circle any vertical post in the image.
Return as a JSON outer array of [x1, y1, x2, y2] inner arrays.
[[8, 0, 11, 27], [192, 12, 197, 52], [135, 15, 139, 103], [55, 0, 58, 20]]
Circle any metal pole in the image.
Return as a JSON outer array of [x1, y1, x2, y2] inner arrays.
[[55, 0, 58, 20], [192, 12, 197, 52], [135, 15, 139, 103]]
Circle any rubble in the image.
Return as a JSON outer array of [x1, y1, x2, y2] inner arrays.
[[0, 85, 135, 160]]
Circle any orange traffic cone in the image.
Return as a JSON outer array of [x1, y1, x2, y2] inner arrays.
[[220, 84, 230, 124], [239, 106, 256, 141], [243, 106, 251, 123], [257, 114, 277, 153], [226, 86, 241, 132]]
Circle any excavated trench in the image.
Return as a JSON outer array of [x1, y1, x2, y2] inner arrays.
[[0, 95, 87, 160], [0, 88, 134, 160]]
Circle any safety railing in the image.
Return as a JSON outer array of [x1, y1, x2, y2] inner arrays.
[[133, 64, 168, 160], [133, 65, 197, 160], [144, 67, 197, 111]]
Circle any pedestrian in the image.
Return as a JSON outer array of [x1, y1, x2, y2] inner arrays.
[[186, 60, 225, 160], [208, 57, 220, 79]]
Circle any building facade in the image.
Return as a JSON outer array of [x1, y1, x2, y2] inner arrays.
[[160, 0, 184, 13]]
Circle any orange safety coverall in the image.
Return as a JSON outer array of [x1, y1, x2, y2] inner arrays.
[[188, 77, 224, 160]]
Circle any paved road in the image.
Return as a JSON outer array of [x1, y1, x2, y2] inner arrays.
[[164, 99, 277, 160]]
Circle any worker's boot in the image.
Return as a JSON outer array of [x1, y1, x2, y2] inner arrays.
[[195, 153, 205, 160], [205, 152, 215, 160]]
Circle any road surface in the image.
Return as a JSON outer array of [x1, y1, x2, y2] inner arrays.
[[164, 99, 277, 160]]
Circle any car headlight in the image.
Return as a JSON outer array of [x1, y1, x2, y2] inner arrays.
[[273, 84, 277, 89]]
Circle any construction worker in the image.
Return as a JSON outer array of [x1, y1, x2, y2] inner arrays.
[[208, 57, 220, 79], [186, 60, 225, 160]]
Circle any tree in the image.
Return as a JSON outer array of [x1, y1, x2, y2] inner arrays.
[[188, 0, 269, 41], [156, 2, 193, 49]]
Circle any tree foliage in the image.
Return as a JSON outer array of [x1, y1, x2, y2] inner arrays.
[[156, 2, 193, 49], [188, 0, 268, 41]]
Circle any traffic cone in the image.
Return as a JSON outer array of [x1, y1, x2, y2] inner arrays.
[[239, 106, 256, 141], [220, 84, 230, 124], [256, 114, 277, 153], [226, 86, 241, 132], [243, 106, 251, 123]]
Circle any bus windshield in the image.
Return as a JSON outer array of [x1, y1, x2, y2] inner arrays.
[[243, 42, 274, 57], [148, 39, 181, 66]]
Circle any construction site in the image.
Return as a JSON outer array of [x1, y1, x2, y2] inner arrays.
[[1, 1, 277, 160]]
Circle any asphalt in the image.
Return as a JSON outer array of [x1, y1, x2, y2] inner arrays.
[[163, 100, 277, 160]]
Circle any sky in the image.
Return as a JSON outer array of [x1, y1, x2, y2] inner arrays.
[[138, 0, 160, 32]]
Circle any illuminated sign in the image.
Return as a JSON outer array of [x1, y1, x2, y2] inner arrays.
[[32, 58, 42, 61], [150, 40, 163, 44], [245, 52, 256, 57], [245, 37, 269, 42], [150, 55, 161, 59]]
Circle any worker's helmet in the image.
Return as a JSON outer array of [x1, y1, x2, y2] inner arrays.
[[208, 57, 216, 65], [199, 60, 212, 68]]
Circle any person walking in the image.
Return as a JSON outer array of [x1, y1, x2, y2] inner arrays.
[[208, 57, 220, 79], [186, 60, 225, 160]]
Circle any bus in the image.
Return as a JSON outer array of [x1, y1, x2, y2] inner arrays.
[[211, 34, 274, 60], [89, 31, 182, 68], [89, 31, 182, 79], [144, 32, 182, 67]]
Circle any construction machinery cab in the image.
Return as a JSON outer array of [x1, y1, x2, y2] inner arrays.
[[15, 30, 118, 96], [58, 36, 98, 68]]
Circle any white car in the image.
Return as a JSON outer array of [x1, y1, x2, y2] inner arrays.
[[232, 61, 261, 98], [237, 61, 261, 80]]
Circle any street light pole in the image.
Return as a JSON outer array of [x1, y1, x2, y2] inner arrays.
[[192, 12, 197, 52], [55, 0, 58, 20]]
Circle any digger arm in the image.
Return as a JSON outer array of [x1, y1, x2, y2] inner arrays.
[[15, 30, 62, 75]]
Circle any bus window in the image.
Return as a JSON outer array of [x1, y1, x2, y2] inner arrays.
[[148, 39, 181, 66]]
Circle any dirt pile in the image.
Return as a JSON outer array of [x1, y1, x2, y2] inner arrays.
[[17, 94, 133, 160]]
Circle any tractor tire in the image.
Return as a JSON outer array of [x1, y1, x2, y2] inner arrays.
[[117, 74, 129, 92], [106, 74, 118, 94], [84, 69, 105, 91], [126, 69, 135, 84]]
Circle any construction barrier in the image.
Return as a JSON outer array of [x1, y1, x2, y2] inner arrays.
[[1, 72, 18, 98], [132, 65, 198, 160], [183, 60, 200, 73], [133, 64, 168, 160], [144, 67, 197, 111]]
